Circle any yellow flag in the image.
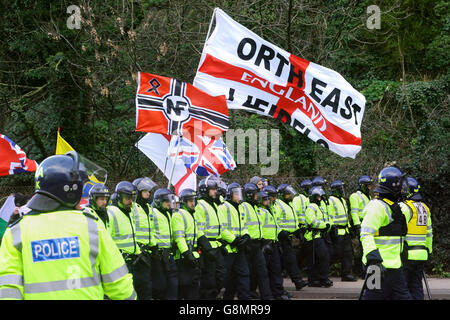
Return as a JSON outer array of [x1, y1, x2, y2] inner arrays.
[[55, 130, 107, 184], [56, 130, 75, 155]]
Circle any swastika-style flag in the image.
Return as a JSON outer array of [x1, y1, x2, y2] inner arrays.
[[194, 8, 366, 158], [0, 134, 38, 176], [168, 134, 236, 177], [136, 72, 230, 136]]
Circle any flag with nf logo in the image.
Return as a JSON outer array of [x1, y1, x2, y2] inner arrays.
[[194, 8, 366, 158], [0, 134, 38, 176], [135, 72, 230, 136]]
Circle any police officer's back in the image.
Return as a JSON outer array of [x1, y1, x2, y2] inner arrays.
[[360, 166, 412, 300], [328, 180, 356, 281], [0, 152, 136, 300], [403, 177, 433, 300], [172, 189, 202, 300], [150, 188, 179, 300]]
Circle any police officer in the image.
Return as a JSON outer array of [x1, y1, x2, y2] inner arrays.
[[350, 175, 373, 232], [242, 183, 273, 300], [329, 180, 356, 281], [194, 176, 226, 299], [133, 177, 157, 213], [311, 177, 334, 259], [217, 182, 251, 300], [150, 188, 178, 300], [83, 184, 110, 228], [360, 166, 412, 300], [132, 177, 157, 299], [350, 175, 373, 278], [275, 184, 308, 290], [304, 186, 332, 287], [0, 151, 136, 300], [293, 179, 312, 228], [402, 177, 433, 300], [172, 189, 202, 300], [107, 181, 150, 299], [257, 191, 290, 300], [291, 179, 311, 270], [217, 180, 227, 204]]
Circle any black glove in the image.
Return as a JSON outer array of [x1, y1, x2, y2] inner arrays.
[[197, 235, 213, 251], [261, 241, 274, 255], [293, 229, 305, 242], [278, 230, 290, 242], [366, 249, 383, 266], [325, 223, 331, 231], [231, 235, 242, 247], [182, 250, 199, 268], [237, 234, 251, 249], [197, 235, 216, 261]]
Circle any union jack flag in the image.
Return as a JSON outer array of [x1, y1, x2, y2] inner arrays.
[[0, 134, 37, 176], [169, 135, 236, 177]]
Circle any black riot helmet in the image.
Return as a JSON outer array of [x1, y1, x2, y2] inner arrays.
[[243, 183, 259, 203], [198, 176, 219, 199], [358, 175, 374, 195], [115, 181, 137, 207], [300, 179, 312, 195], [263, 185, 277, 198], [133, 177, 157, 193], [27, 151, 89, 211], [373, 166, 407, 201], [153, 188, 177, 211], [277, 184, 297, 202], [309, 186, 325, 205], [88, 184, 110, 210], [312, 176, 327, 187], [217, 180, 227, 198], [330, 180, 345, 198], [179, 188, 197, 211], [406, 177, 422, 201], [226, 182, 244, 203], [256, 191, 270, 208]]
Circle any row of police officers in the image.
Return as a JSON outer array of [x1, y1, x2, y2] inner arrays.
[[0, 151, 432, 300]]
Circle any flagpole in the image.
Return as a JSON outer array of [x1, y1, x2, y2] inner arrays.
[[167, 134, 182, 190]]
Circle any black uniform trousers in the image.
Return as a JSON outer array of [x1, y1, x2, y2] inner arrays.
[[151, 250, 178, 300], [176, 258, 201, 300], [279, 236, 304, 285], [126, 256, 152, 300], [199, 246, 226, 299], [223, 250, 251, 300], [362, 267, 412, 300], [263, 241, 285, 298], [331, 233, 354, 277], [404, 260, 426, 300], [246, 239, 273, 299], [305, 237, 330, 282]]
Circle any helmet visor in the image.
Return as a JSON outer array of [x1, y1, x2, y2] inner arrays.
[[284, 185, 297, 196], [138, 178, 157, 191], [166, 194, 177, 209], [231, 188, 244, 203]]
